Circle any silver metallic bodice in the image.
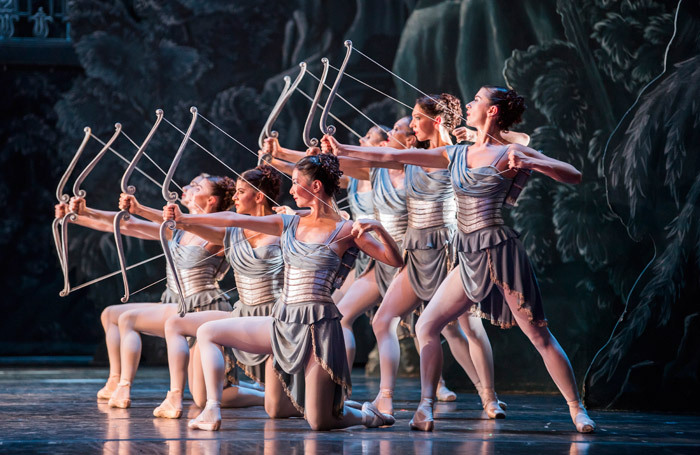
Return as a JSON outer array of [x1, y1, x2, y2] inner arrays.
[[455, 187, 508, 234], [375, 210, 408, 241], [225, 226, 284, 306], [165, 232, 228, 298], [234, 270, 283, 306], [370, 167, 408, 242], [447, 144, 513, 235], [282, 266, 336, 305], [407, 197, 456, 229], [279, 214, 345, 305]]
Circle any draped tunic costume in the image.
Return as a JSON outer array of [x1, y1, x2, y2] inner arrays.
[[160, 229, 231, 314], [346, 177, 375, 277], [370, 167, 407, 296], [270, 214, 352, 417], [159, 229, 232, 347], [403, 164, 456, 302], [224, 226, 284, 385], [446, 144, 546, 328]]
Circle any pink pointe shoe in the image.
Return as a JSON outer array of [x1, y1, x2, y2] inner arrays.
[[362, 402, 395, 428], [188, 400, 221, 431], [409, 397, 434, 431], [108, 381, 132, 409], [153, 389, 183, 419], [568, 400, 596, 433]]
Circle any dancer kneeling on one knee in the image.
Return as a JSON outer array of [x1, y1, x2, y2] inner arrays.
[[164, 154, 403, 431]]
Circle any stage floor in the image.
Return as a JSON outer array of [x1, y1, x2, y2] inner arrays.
[[0, 367, 698, 454]]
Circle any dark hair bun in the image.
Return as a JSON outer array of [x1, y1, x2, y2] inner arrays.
[[415, 93, 462, 133], [296, 154, 343, 197], [206, 175, 236, 211], [483, 86, 526, 130], [239, 164, 283, 208]]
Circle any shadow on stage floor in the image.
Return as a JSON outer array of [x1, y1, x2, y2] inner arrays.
[[0, 366, 698, 454]]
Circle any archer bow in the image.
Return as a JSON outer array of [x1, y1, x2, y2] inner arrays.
[[113, 109, 165, 302], [258, 63, 308, 162], [53, 127, 92, 278], [160, 107, 199, 316], [319, 41, 353, 137], [59, 124, 122, 297], [303, 58, 331, 148]]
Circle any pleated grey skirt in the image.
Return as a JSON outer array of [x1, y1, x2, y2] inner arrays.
[[403, 225, 454, 302], [270, 300, 351, 418], [454, 225, 546, 329]]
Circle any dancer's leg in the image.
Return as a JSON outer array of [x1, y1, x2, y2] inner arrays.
[[98, 303, 159, 399], [499, 286, 594, 432], [412, 268, 472, 430], [109, 303, 176, 407], [455, 312, 504, 417], [371, 268, 422, 414], [188, 317, 276, 430], [337, 270, 381, 368], [303, 347, 393, 431], [263, 357, 302, 419]]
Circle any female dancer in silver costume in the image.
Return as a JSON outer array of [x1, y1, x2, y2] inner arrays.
[[163, 154, 403, 431], [152, 166, 284, 419], [324, 100, 504, 418], [65, 174, 236, 409], [326, 86, 596, 433]]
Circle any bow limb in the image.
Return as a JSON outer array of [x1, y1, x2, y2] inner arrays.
[[113, 109, 165, 303], [160, 107, 199, 316], [264, 63, 308, 140], [58, 124, 123, 297], [53, 127, 92, 275], [258, 76, 292, 153], [303, 58, 331, 148], [319, 40, 353, 137]]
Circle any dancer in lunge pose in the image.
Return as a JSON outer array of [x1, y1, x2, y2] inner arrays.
[[66, 174, 235, 409], [153, 166, 284, 418], [326, 85, 596, 433], [324, 99, 503, 418], [164, 154, 402, 431]]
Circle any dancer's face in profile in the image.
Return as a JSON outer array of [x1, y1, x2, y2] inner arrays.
[[388, 117, 415, 148], [359, 126, 386, 147], [232, 179, 260, 215], [188, 177, 218, 214], [181, 175, 204, 205], [465, 87, 494, 128], [290, 168, 318, 208], [409, 105, 438, 142]]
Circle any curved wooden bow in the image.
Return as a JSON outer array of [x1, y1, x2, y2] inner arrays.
[[319, 40, 353, 137], [59, 124, 122, 297], [113, 110, 164, 302], [160, 107, 199, 316], [53, 127, 92, 278], [303, 58, 331, 148], [258, 63, 308, 158]]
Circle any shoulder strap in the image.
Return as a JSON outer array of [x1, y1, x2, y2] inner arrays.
[[491, 144, 511, 167], [324, 219, 349, 245]]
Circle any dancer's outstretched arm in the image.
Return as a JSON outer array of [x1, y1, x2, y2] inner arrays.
[[323, 135, 449, 169], [67, 197, 159, 240]]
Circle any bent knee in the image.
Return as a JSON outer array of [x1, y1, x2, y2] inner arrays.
[[305, 414, 332, 431], [117, 311, 135, 330], [416, 318, 442, 343]]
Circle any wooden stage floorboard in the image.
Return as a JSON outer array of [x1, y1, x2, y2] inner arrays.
[[0, 367, 698, 454]]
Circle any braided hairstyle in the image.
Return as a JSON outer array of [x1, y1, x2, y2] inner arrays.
[[238, 165, 283, 209], [295, 154, 343, 197], [482, 86, 526, 130], [204, 175, 236, 211], [415, 93, 462, 134]]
